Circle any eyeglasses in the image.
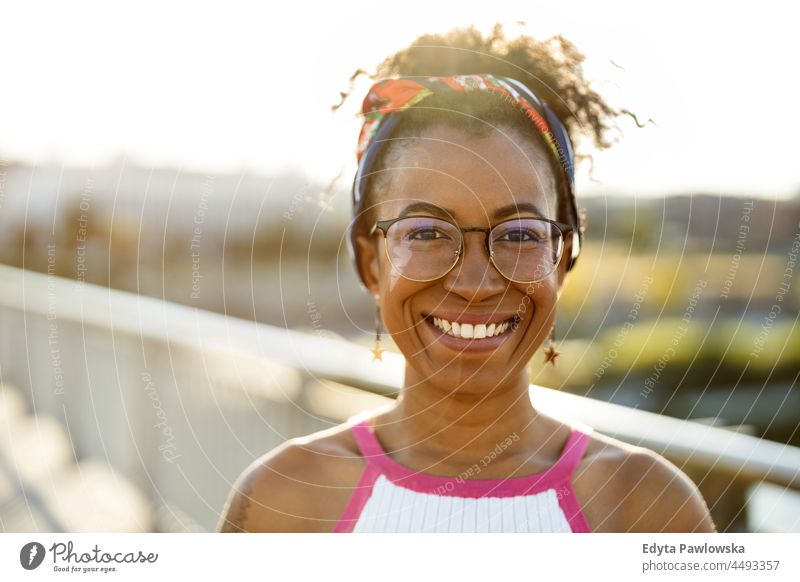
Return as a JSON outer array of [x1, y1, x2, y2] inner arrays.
[[370, 215, 574, 283]]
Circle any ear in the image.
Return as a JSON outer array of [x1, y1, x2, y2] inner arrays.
[[355, 232, 381, 297]]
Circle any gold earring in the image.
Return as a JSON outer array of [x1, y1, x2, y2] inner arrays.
[[372, 301, 383, 361], [542, 324, 560, 366]]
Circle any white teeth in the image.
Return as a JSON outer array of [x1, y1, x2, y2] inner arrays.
[[429, 316, 517, 339]]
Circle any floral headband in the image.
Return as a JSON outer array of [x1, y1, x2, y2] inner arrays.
[[350, 74, 583, 275]]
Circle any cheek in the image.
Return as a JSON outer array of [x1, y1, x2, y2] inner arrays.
[[376, 250, 408, 302], [384, 257, 407, 294], [516, 277, 560, 318], [377, 255, 421, 324]]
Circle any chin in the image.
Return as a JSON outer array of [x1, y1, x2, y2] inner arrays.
[[407, 344, 535, 397]]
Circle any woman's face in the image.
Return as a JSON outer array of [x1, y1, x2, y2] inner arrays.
[[356, 124, 569, 395]]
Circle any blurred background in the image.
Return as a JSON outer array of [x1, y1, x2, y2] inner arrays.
[[0, 0, 798, 533]]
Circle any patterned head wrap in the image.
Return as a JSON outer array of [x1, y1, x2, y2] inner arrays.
[[350, 74, 583, 281]]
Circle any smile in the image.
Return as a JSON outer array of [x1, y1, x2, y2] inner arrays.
[[426, 314, 520, 340]]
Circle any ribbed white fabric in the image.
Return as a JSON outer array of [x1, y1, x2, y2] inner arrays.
[[334, 416, 593, 533], [352, 474, 572, 533]]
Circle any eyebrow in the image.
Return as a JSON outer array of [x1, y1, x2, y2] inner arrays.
[[493, 202, 548, 219], [398, 200, 549, 220], [398, 202, 456, 219]]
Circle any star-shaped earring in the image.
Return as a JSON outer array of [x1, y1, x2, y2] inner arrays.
[[543, 325, 559, 366], [372, 344, 384, 361], [543, 344, 560, 365]]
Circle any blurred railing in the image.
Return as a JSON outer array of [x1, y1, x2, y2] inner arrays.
[[0, 264, 798, 532]]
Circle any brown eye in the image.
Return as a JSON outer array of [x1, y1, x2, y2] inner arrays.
[[494, 228, 539, 243], [406, 227, 451, 241]]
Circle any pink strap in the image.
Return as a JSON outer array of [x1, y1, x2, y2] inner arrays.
[[333, 463, 381, 532], [333, 418, 388, 532], [551, 427, 591, 480], [351, 417, 386, 462]]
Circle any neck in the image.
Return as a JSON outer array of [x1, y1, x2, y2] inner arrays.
[[374, 364, 545, 465]]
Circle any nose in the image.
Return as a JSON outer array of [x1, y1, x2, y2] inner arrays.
[[441, 231, 507, 301]]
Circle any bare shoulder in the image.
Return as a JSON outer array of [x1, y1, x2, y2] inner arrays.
[[574, 430, 716, 533], [216, 421, 365, 533]]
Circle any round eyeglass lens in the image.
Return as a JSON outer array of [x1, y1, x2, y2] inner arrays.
[[489, 218, 564, 282], [385, 217, 461, 281]]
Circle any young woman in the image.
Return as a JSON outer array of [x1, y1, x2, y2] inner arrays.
[[218, 26, 716, 533]]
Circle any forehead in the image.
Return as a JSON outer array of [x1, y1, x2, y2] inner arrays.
[[374, 124, 558, 222]]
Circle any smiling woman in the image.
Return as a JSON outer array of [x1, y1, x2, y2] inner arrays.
[[217, 24, 716, 533]]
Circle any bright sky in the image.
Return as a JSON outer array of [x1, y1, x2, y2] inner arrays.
[[1, 0, 798, 198]]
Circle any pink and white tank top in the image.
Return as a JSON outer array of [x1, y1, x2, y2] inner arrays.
[[334, 417, 593, 532]]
